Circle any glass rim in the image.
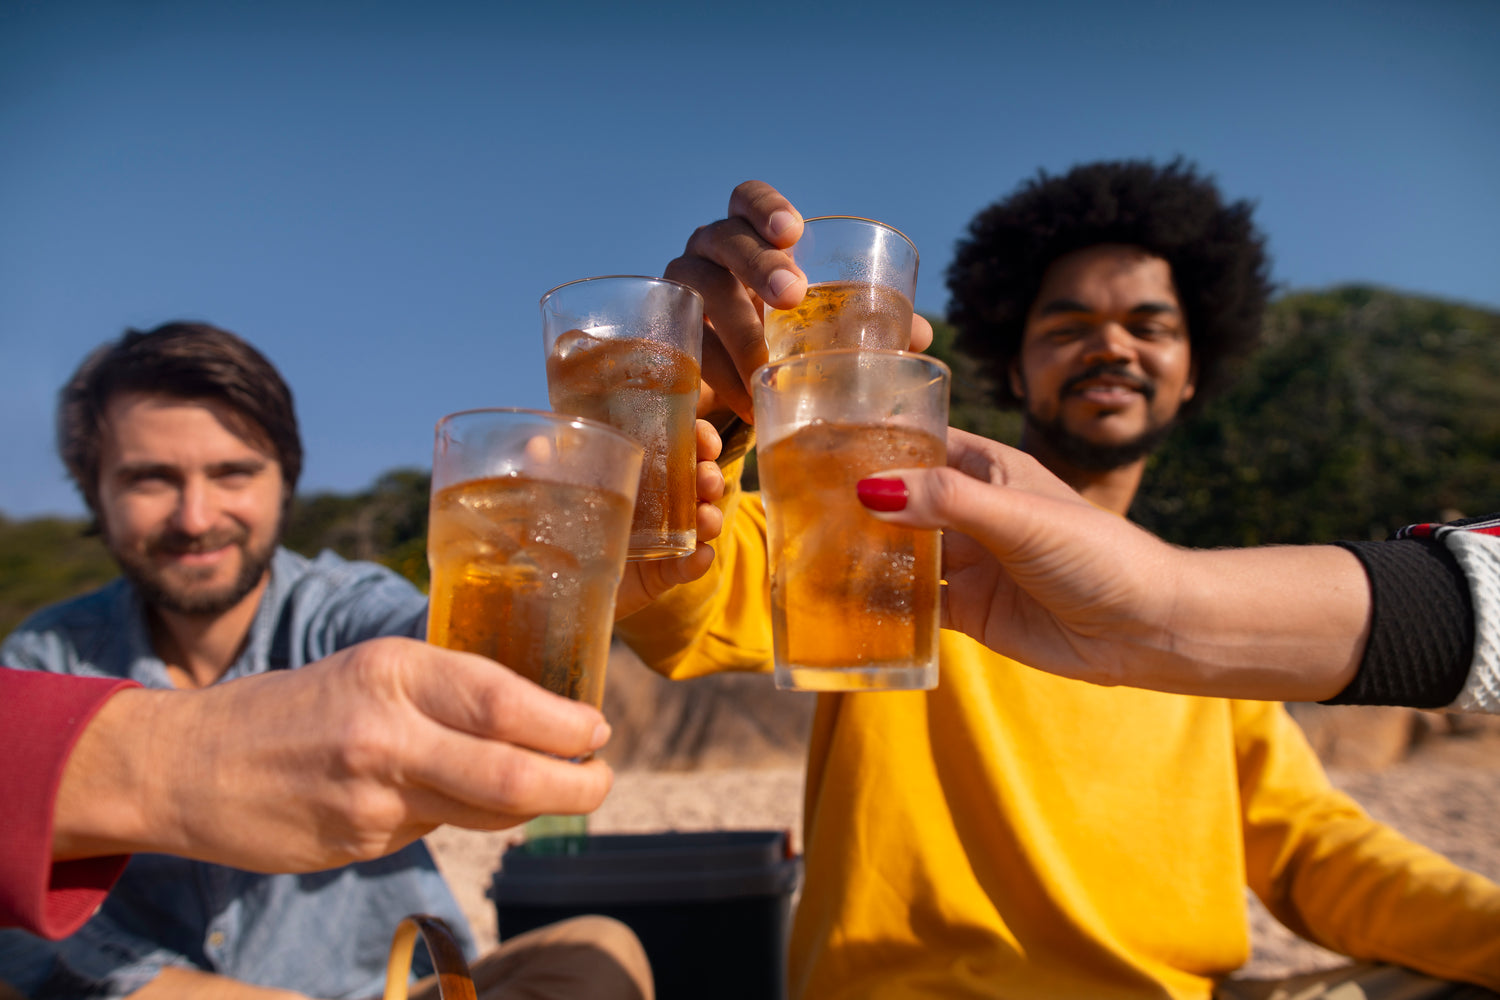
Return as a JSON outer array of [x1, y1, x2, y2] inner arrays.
[[433, 406, 645, 460], [538, 274, 705, 312], [799, 216, 919, 266], [752, 347, 951, 390]]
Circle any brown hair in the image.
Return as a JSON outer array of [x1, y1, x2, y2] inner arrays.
[[59, 321, 303, 519]]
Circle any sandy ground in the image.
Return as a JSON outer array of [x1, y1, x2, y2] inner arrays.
[[426, 733, 1500, 983]]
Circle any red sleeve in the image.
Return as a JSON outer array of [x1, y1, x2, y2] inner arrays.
[[0, 669, 138, 940]]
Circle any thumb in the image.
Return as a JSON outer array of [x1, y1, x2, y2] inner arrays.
[[856, 466, 1084, 561], [397, 641, 612, 760]]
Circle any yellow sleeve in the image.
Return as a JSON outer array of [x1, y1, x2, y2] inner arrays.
[[1234, 698, 1500, 989], [612, 456, 774, 680]]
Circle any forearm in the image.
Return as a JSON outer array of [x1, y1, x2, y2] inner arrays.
[[1287, 824, 1500, 990], [1235, 698, 1500, 990], [59, 639, 614, 874], [862, 439, 1372, 701], [52, 687, 185, 861], [1260, 798, 1500, 989], [1146, 544, 1370, 702], [613, 549, 732, 677]]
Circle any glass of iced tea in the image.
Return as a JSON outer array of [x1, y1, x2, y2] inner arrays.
[[753, 349, 950, 692], [541, 275, 703, 561], [763, 216, 919, 360], [425, 408, 642, 710]]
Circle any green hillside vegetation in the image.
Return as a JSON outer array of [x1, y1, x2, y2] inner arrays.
[[1134, 285, 1500, 545], [281, 468, 432, 589], [0, 516, 118, 638], [3, 285, 1497, 638], [926, 285, 1500, 546]]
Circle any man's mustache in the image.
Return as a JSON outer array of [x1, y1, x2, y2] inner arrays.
[[1061, 365, 1156, 402], [148, 526, 248, 556]]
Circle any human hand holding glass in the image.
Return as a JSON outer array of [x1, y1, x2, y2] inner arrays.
[[664, 180, 933, 424], [50, 637, 614, 874], [762, 215, 919, 360], [854, 426, 1369, 702], [755, 349, 950, 691]]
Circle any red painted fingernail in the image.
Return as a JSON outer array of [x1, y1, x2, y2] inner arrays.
[[856, 477, 908, 512]]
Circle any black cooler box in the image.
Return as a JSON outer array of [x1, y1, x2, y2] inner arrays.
[[491, 830, 802, 1000]]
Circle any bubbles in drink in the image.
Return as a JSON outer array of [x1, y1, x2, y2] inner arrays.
[[426, 475, 632, 707], [758, 422, 944, 672], [546, 335, 701, 559], [764, 281, 914, 360]]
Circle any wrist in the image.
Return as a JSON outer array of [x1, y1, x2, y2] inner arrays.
[[1160, 546, 1368, 700], [52, 687, 173, 859]]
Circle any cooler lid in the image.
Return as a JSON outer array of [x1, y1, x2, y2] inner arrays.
[[491, 830, 803, 905]]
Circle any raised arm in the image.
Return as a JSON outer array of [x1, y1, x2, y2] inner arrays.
[[51, 637, 613, 872], [860, 426, 1500, 711], [857, 426, 1371, 702], [666, 180, 931, 423]]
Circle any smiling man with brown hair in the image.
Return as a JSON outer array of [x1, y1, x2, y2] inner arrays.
[[0, 322, 654, 1000]]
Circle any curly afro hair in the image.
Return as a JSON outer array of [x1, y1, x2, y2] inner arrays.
[[944, 158, 1273, 416]]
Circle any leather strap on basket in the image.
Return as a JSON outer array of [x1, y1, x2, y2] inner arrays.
[[383, 914, 478, 1000]]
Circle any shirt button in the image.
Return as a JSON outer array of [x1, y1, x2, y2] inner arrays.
[[208, 931, 226, 948]]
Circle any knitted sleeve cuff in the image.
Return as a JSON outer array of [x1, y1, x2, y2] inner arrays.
[[1442, 531, 1500, 713], [1323, 539, 1473, 708]]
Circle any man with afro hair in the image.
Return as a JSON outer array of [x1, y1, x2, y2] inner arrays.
[[616, 169, 1500, 998], [949, 158, 1267, 412], [946, 158, 1270, 492]]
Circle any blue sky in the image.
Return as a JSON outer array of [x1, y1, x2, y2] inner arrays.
[[3, 0, 1497, 518]]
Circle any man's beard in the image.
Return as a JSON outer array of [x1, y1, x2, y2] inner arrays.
[[109, 523, 277, 617], [1024, 411, 1177, 472], [1024, 364, 1176, 473]]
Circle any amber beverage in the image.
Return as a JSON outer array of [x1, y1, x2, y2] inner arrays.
[[759, 421, 945, 690], [427, 475, 633, 707], [764, 281, 913, 360], [762, 216, 919, 360], [541, 276, 704, 561], [425, 409, 642, 711], [753, 350, 950, 692], [546, 335, 700, 559]]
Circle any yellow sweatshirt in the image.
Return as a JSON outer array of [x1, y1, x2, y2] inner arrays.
[[615, 474, 1500, 998]]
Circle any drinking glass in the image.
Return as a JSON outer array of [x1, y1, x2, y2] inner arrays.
[[542, 275, 704, 560], [753, 349, 950, 691], [426, 408, 642, 710], [763, 216, 919, 360]]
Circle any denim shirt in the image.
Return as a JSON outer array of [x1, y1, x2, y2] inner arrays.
[[0, 548, 476, 999]]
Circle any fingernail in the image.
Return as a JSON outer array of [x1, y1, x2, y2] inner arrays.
[[590, 722, 612, 749], [857, 477, 908, 512], [768, 210, 799, 241], [767, 268, 798, 301]]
